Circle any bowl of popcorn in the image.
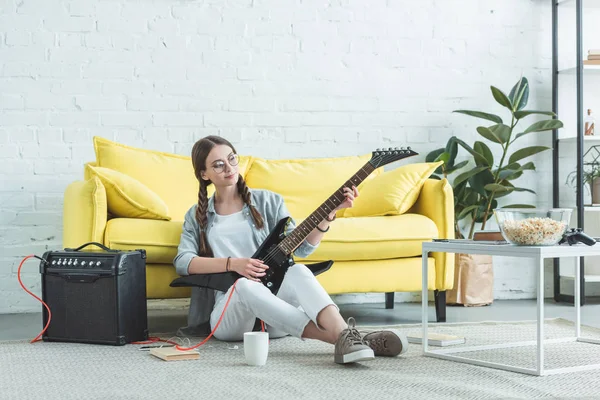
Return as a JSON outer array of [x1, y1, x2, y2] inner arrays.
[[494, 208, 572, 246]]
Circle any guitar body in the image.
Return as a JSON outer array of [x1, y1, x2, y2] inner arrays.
[[171, 217, 312, 294]]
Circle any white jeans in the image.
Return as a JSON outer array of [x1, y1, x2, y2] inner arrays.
[[210, 264, 337, 341]]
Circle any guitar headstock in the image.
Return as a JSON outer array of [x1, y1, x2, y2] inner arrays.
[[369, 147, 418, 168]]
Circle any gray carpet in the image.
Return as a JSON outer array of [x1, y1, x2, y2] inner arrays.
[[3, 319, 600, 399]]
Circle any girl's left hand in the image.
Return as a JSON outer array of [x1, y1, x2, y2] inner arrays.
[[335, 186, 359, 210]]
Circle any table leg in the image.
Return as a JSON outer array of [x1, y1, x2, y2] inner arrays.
[[537, 255, 545, 376], [422, 249, 429, 354], [575, 256, 581, 338]]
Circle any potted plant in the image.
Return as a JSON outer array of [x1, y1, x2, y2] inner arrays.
[[426, 76, 564, 306], [566, 162, 600, 205]]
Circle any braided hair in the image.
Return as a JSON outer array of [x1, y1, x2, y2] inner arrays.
[[191, 136, 264, 257]]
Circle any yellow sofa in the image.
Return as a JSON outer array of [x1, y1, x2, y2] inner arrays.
[[63, 137, 455, 322]]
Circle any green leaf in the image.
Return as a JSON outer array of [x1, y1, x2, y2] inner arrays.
[[508, 146, 550, 164], [445, 160, 469, 175], [520, 161, 535, 171], [476, 126, 502, 144], [434, 152, 451, 165], [426, 148, 445, 174], [474, 199, 498, 223], [484, 183, 513, 193], [498, 169, 519, 180], [512, 187, 537, 195], [512, 118, 564, 141], [453, 166, 488, 186], [489, 124, 511, 143], [457, 205, 480, 220], [491, 86, 513, 110], [453, 110, 503, 124], [501, 204, 536, 208], [452, 137, 490, 166], [445, 138, 458, 168], [469, 169, 495, 196], [514, 110, 556, 119], [493, 180, 514, 198], [508, 77, 529, 111], [425, 148, 444, 163], [523, 119, 564, 134], [474, 141, 494, 167]]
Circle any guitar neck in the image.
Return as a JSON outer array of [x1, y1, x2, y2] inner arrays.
[[279, 162, 376, 254]]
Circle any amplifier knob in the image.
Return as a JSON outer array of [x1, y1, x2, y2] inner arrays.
[[81, 261, 86, 266], [67, 259, 73, 265], [96, 261, 101, 267], [51, 260, 57, 265], [73, 259, 79, 266], [63, 259, 68, 265], [57, 258, 62, 265]]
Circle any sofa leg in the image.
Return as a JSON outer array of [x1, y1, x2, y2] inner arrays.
[[434, 290, 446, 322], [385, 292, 394, 309]]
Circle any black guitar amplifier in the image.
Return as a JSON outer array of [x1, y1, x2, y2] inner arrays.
[[40, 242, 148, 346]]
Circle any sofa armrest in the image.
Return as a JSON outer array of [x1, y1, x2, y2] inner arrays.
[[410, 178, 455, 290], [62, 177, 108, 249]]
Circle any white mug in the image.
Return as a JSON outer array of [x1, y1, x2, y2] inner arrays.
[[243, 332, 269, 366]]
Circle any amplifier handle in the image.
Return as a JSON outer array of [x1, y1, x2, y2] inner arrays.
[[64, 242, 118, 253]]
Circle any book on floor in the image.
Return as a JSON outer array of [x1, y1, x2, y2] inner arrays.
[[407, 332, 466, 347]]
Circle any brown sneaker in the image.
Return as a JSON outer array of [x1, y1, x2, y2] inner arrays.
[[361, 329, 408, 357], [334, 317, 375, 364]]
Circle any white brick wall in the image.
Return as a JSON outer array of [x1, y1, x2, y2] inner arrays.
[[0, 0, 562, 314]]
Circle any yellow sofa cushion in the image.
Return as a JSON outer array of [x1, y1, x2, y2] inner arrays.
[[103, 213, 438, 265], [244, 154, 382, 220], [63, 176, 107, 247], [104, 218, 183, 264], [86, 165, 171, 220], [344, 162, 443, 217], [93, 136, 254, 221]]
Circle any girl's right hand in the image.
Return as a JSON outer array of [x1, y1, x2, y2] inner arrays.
[[231, 258, 269, 282]]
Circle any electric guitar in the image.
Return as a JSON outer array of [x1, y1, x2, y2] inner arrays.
[[170, 147, 418, 294]]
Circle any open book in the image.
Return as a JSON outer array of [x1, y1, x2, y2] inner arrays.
[[407, 332, 465, 347]]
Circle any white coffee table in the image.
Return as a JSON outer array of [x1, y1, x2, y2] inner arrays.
[[421, 240, 600, 376]]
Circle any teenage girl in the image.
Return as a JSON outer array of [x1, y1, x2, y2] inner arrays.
[[174, 136, 407, 364]]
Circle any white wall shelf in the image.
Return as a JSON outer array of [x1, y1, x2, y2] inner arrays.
[[561, 274, 600, 282], [558, 136, 600, 143], [558, 0, 600, 8], [558, 64, 600, 74]]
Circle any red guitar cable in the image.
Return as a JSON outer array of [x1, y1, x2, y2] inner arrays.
[[17, 255, 52, 343]]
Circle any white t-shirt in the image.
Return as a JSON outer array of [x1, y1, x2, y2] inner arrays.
[[207, 210, 259, 304]]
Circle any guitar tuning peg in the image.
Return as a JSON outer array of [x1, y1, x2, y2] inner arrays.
[[407, 146, 411, 151], [376, 148, 381, 152], [388, 147, 393, 151], [394, 147, 399, 151]]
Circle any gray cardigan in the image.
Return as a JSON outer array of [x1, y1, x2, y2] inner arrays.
[[173, 188, 319, 336]]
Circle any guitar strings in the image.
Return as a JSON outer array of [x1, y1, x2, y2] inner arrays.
[[257, 153, 391, 268]]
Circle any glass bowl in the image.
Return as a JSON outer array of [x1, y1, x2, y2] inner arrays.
[[493, 208, 572, 246]]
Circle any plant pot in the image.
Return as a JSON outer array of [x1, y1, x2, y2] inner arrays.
[[592, 178, 600, 204], [447, 253, 494, 306]]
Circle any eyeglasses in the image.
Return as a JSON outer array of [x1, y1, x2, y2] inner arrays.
[[212, 153, 239, 174]]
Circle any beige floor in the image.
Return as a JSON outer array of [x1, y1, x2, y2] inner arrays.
[[2, 298, 600, 341]]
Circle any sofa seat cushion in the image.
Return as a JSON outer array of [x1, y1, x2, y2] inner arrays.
[[105, 218, 183, 264], [104, 213, 438, 266], [299, 214, 438, 262]]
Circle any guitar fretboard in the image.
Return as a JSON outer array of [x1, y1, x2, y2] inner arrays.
[[278, 162, 376, 254]]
